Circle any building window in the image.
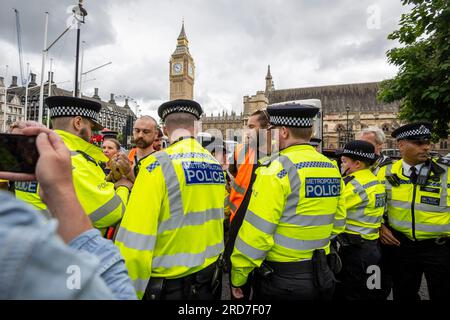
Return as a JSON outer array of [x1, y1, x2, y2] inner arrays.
[[440, 140, 448, 150], [382, 123, 391, 133]]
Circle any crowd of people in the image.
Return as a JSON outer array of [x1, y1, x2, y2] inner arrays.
[[0, 95, 449, 301]]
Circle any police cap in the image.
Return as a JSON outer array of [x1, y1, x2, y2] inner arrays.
[[310, 137, 322, 147], [158, 99, 203, 121], [45, 96, 103, 131], [267, 102, 319, 127], [201, 136, 225, 154], [391, 122, 432, 141], [340, 140, 376, 163], [102, 130, 118, 140]]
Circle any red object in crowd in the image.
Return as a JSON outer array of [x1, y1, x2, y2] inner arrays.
[[90, 134, 104, 146]]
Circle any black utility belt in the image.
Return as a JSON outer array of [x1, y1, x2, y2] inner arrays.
[[390, 227, 449, 246], [262, 259, 313, 274], [339, 233, 378, 245], [154, 262, 216, 285]]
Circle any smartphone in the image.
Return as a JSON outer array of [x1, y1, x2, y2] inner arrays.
[[0, 133, 39, 173]]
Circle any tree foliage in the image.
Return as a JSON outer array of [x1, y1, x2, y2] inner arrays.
[[378, 0, 450, 140]]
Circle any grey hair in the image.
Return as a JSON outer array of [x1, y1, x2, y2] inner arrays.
[[360, 127, 386, 145]]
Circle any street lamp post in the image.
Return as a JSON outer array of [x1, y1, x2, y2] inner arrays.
[[345, 105, 350, 143], [73, 1, 87, 98]]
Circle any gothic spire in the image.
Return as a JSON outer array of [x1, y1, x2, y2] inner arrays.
[[266, 65, 272, 80], [178, 19, 187, 41]]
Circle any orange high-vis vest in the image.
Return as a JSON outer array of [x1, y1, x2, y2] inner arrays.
[[128, 148, 137, 165], [229, 144, 256, 222]]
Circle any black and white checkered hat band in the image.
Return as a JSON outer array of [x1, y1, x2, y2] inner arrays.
[[396, 127, 431, 140], [343, 149, 375, 159], [49, 106, 99, 120], [161, 105, 200, 119], [270, 116, 313, 127]]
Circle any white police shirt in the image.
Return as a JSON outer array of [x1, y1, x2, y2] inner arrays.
[[402, 161, 424, 178]]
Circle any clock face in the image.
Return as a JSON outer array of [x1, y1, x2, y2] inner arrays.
[[173, 62, 183, 74], [188, 64, 194, 77]]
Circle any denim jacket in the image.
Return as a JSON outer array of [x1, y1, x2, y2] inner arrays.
[[0, 191, 137, 300]]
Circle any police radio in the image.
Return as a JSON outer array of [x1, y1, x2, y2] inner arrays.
[[416, 162, 432, 186]]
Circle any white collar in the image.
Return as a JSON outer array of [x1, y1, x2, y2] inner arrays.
[[402, 161, 424, 177]]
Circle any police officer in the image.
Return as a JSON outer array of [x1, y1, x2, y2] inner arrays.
[[335, 140, 386, 300], [230, 102, 346, 300], [15, 96, 131, 230], [116, 99, 225, 300], [378, 122, 450, 300]]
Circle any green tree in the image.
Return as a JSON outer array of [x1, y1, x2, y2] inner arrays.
[[378, 0, 450, 140]]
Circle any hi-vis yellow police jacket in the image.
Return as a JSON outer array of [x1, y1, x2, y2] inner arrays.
[[15, 181, 47, 212], [377, 158, 450, 241], [230, 144, 346, 287], [342, 169, 386, 240], [16, 130, 128, 229], [115, 137, 225, 298]]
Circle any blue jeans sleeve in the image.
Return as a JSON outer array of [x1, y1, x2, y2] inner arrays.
[[69, 229, 137, 300]]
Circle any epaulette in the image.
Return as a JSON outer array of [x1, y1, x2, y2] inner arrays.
[[378, 156, 393, 167], [343, 175, 355, 185], [437, 157, 450, 167], [260, 153, 280, 167], [75, 149, 98, 166]]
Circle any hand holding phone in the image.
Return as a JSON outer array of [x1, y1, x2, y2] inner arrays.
[[0, 133, 39, 178]]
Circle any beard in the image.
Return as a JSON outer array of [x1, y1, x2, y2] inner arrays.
[[80, 127, 90, 142], [135, 137, 152, 149]]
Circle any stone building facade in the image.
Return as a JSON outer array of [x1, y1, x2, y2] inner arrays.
[[0, 76, 24, 132], [266, 80, 400, 150], [7, 72, 136, 136]]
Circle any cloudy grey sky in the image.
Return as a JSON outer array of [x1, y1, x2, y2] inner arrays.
[[0, 0, 409, 120]]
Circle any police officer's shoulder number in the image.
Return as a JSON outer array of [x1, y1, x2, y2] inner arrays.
[[343, 175, 355, 185]]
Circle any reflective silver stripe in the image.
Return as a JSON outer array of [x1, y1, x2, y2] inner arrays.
[[70, 151, 79, 157], [439, 165, 448, 206], [347, 208, 383, 224], [346, 224, 379, 235], [234, 235, 267, 260], [390, 200, 450, 213], [350, 179, 369, 202], [157, 208, 224, 233], [224, 196, 230, 207], [229, 201, 237, 213], [89, 194, 123, 222], [115, 227, 156, 251], [385, 164, 393, 200], [279, 155, 300, 218], [280, 213, 335, 226], [274, 233, 329, 251], [231, 179, 246, 195], [244, 210, 277, 234], [132, 278, 150, 293], [154, 152, 183, 218], [389, 217, 450, 233], [152, 242, 223, 268], [333, 218, 346, 228]]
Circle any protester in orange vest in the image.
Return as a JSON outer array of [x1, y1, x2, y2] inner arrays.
[[127, 116, 159, 178], [224, 109, 270, 300]]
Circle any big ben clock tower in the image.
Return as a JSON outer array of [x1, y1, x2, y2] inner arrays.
[[169, 21, 195, 100]]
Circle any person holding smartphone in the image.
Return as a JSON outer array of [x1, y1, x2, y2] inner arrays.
[[0, 127, 136, 299]]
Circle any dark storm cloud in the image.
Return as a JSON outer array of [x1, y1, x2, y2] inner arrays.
[[0, 0, 408, 118], [0, 0, 117, 63]]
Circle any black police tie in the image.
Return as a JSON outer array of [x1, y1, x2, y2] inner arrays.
[[410, 166, 418, 184]]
